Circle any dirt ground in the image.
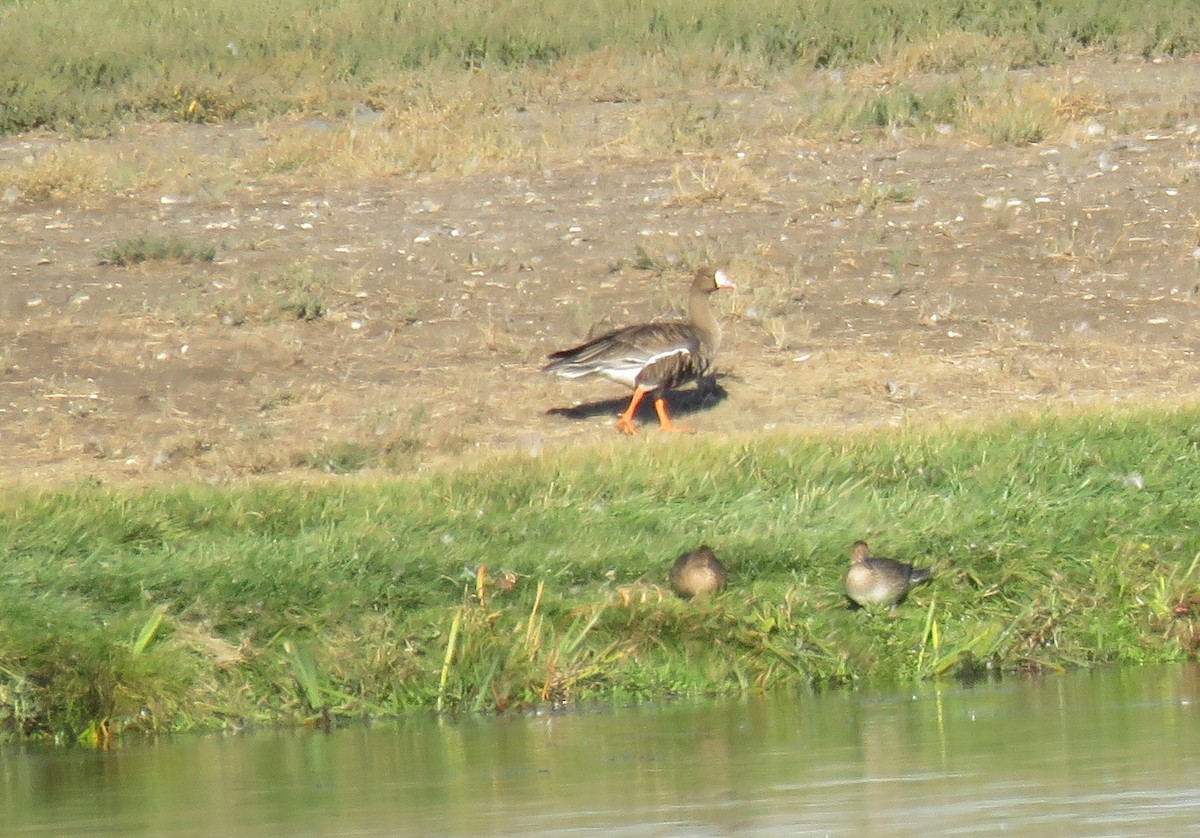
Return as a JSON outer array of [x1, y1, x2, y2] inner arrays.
[[4, 56, 1200, 485]]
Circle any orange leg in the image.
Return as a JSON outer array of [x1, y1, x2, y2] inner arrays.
[[616, 388, 648, 435], [653, 396, 695, 434]]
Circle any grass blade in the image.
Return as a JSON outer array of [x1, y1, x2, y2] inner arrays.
[[437, 608, 464, 714]]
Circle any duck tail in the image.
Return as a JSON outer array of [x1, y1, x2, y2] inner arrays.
[[910, 566, 934, 585]]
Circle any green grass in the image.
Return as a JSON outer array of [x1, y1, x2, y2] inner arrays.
[[4, 0, 1200, 133], [99, 235, 217, 267], [4, 406, 1200, 743]]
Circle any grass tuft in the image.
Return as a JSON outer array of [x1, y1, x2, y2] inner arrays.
[[99, 236, 217, 267], [3, 148, 108, 201]]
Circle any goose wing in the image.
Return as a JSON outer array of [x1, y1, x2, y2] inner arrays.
[[544, 321, 709, 388]]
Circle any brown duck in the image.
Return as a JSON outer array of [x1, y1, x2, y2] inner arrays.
[[669, 545, 728, 599], [842, 540, 932, 614], [542, 267, 735, 434]]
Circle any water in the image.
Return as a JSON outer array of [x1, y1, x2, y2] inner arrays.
[[4, 666, 1200, 836]]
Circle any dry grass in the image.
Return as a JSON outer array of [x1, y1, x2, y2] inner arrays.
[[247, 87, 528, 179], [0, 54, 1175, 207], [3, 147, 109, 202], [667, 157, 768, 207], [873, 31, 1006, 79]]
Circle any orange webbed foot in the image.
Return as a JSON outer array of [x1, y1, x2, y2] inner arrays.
[[658, 421, 696, 434], [653, 397, 695, 434], [616, 388, 651, 435], [615, 414, 639, 435]]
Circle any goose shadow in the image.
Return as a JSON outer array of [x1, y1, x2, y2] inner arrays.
[[545, 374, 729, 424]]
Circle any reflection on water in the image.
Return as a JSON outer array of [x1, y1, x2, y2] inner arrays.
[[4, 665, 1200, 836]]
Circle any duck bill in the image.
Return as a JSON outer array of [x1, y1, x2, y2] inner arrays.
[[714, 269, 736, 289]]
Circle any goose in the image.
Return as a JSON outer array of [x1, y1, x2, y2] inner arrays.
[[543, 267, 734, 434], [842, 540, 932, 614], [669, 545, 728, 599]]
